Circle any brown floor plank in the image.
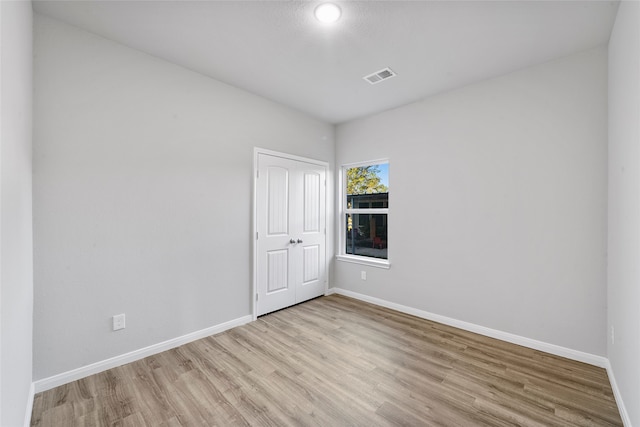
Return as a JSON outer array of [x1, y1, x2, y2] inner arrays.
[[31, 294, 623, 426]]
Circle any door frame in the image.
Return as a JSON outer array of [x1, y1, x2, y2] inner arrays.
[[252, 148, 329, 320]]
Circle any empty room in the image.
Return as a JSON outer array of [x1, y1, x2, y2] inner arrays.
[[1, 0, 638, 426]]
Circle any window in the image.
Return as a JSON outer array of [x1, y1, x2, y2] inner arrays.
[[338, 160, 389, 268]]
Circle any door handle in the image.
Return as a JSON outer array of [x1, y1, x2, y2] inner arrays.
[[289, 239, 296, 244], [297, 239, 303, 244]]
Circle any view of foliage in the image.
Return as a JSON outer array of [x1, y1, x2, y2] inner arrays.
[[346, 165, 388, 195]]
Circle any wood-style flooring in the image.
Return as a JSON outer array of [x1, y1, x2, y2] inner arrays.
[[31, 294, 623, 426]]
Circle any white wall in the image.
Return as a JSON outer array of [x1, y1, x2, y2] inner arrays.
[[0, 1, 34, 425], [607, 1, 640, 425], [335, 47, 608, 357], [33, 15, 334, 380]]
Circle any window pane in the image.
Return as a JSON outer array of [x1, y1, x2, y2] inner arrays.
[[347, 193, 388, 209], [346, 164, 389, 207], [345, 213, 387, 259]]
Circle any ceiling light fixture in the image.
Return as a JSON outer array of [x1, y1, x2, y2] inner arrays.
[[314, 3, 341, 24]]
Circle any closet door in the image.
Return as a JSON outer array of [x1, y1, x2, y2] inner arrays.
[[256, 153, 326, 316], [294, 162, 326, 304]]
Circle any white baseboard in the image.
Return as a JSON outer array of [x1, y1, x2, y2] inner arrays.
[[604, 360, 632, 426], [23, 382, 35, 427], [33, 315, 252, 394], [327, 287, 608, 368]]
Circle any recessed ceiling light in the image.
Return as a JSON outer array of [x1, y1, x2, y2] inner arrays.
[[315, 3, 341, 24]]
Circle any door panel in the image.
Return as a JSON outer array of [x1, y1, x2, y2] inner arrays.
[[303, 245, 319, 283], [303, 172, 320, 232], [267, 250, 288, 293], [267, 167, 289, 235], [256, 153, 326, 316]]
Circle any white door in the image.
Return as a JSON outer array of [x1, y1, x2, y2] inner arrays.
[[256, 153, 326, 316]]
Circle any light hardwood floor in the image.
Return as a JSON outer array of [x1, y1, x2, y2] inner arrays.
[[31, 294, 623, 426]]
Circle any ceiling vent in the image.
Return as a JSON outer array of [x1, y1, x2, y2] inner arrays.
[[363, 67, 397, 85]]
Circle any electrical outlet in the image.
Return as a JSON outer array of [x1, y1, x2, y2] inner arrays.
[[611, 326, 615, 345], [113, 313, 126, 331], [361, 271, 367, 280]]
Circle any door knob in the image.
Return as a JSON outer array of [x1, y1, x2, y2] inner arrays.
[[297, 239, 303, 244], [289, 239, 296, 244]]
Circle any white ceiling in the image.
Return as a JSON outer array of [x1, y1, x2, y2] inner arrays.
[[33, 0, 619, 124]]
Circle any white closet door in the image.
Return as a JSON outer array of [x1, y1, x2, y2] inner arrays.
[[256, 153, 326, 316], [295, 163, 326, 303]]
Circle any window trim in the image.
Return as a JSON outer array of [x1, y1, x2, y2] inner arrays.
[[337, 159, 390, 269]]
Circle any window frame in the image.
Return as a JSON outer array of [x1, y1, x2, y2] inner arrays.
[[336, 159, 390, 269]]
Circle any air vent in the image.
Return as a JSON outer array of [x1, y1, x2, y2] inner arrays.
[[363, 67, 397, 85]]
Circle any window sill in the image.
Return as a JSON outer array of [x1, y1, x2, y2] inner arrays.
[[336, 255, 390, 269]]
